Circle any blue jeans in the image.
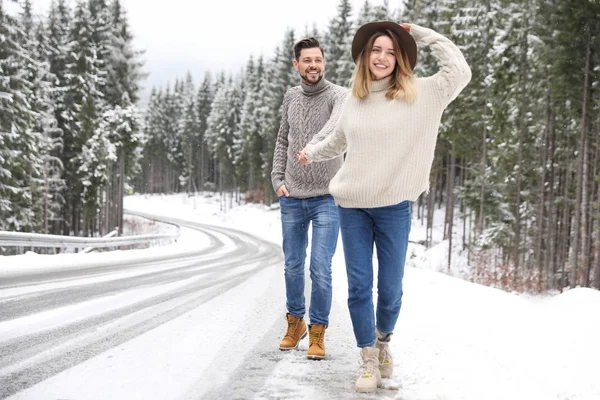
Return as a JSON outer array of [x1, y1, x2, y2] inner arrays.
[[339, 201, 411, 347], [279, 195, 339, 326]]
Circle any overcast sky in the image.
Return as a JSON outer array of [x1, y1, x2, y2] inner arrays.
[[28, 0, 399, 97]]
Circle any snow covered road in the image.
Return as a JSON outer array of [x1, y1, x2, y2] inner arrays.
[[0, 213, 283, 399], [1, 194, 599, 400]]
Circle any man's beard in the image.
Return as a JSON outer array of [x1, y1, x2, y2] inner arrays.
[[301, 69, 323, 84]]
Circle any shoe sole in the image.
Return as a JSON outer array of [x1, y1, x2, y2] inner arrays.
[[306, 354, 325, 360], [279, 330, 307, 351], [354, 385, 379, 393]]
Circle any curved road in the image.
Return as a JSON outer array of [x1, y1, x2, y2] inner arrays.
[[0, 212, 283, 399]]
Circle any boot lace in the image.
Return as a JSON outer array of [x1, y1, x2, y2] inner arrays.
[[284, 316, 298, 339], [358, 352, 378, 376], [309, 329, 324, 348], [378, 342, 391, 365]]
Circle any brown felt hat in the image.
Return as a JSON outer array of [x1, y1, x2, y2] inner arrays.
[[351, 21, 417, 70]]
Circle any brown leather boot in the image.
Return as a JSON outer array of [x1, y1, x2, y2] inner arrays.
[[279, 313, 307, 350], [307, 324, 326, 359]]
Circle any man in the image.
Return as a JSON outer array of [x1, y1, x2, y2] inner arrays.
[[271, 37, 347, 360]]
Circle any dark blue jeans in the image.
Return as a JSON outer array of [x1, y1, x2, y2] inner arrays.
[[279, 195, 339, 326], [339, 201, 411, 347]]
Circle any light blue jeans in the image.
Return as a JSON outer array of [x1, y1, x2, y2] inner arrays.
[[279, 195, 339, 326], [339, 201, 411, 347]]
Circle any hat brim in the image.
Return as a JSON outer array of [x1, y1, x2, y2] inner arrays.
[[351, 21, 417, 71]]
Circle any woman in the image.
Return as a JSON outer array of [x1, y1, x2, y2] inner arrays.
[[297, 21, 471, 393]]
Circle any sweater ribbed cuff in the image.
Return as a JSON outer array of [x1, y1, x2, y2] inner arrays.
[[303, 149, 314, 163]]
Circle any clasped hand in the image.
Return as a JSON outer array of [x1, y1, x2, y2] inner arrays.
[[296, 145, 312, 165]]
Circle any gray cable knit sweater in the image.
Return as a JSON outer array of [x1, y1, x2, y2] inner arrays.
[[271, 78, 348, 198], [305, 25, 472, 208]]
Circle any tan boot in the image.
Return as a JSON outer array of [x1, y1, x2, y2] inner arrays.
[[307, 324, 326, 360], [376, 329, 393, 378], [279, 313, 307, 350], [355, 347, 381, 393]]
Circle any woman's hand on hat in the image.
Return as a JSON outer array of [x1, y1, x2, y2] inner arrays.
[[401, 23, 411, 32]]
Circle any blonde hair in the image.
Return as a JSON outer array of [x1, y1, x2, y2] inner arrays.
[[351, 30, 416, 102]]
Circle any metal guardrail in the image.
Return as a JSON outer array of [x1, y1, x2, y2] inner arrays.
[[81, 229, 119, 253], [0, 231, 180, 249]]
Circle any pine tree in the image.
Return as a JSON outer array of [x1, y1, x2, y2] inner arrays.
[[79, 97, 141, 234], [34, 20, 66, 235], [324, 0, 354, 86], [88, 0, 111, 100], [45, 0, 72, 235], [0, 0, 45, 232], [205, 75, 243, 197], [21, 0, 65, 234], [139, 87, 166, 193], [302, 22, 322, 41], [195, 72, 214, 192], [547, 0, 600, 287], [106, 0, 144, 106], [101, 0, 145, 231], [180, 72, 198, 193], [357, 0, 373, 26], [161, 83, 184, 193], [62, 0, 106, 234], [372, 0, 391, 20], [78, 113, 116, 234], [235, 56, 268, 199]]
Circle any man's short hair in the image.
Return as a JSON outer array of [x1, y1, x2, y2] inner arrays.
[[293, 38, 324, 61]]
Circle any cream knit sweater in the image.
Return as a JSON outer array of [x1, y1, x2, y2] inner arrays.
[[305, 25, 472, 208]]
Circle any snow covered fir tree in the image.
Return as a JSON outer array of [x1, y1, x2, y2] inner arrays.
[[1, 0, 144, 240], [1, 0, 600, 293]]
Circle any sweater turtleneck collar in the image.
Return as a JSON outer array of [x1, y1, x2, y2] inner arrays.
[[301, 77, 328, 96], [370, 76, 392, 93]]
